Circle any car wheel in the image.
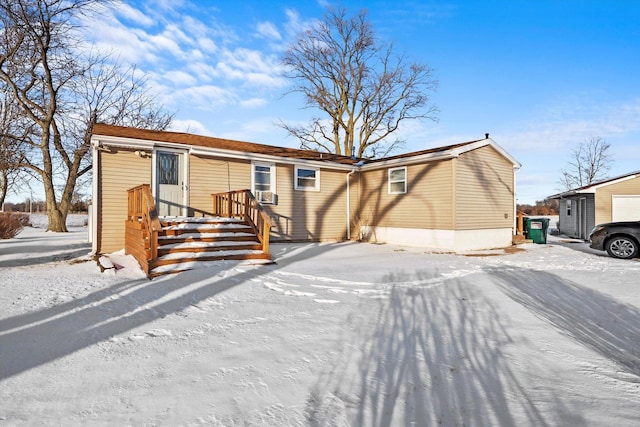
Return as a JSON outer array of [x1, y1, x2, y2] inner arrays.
[[605, 236, 639, 259]]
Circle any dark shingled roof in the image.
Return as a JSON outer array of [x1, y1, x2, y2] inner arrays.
[[92, 123, 489, 166], [364, 139, 485, 164], [92, 123, 359, 165]]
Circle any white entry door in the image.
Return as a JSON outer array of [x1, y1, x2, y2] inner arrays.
[[156, 150, 186, 216]]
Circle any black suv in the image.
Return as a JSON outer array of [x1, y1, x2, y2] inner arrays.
[[589, 221, 640, 259]]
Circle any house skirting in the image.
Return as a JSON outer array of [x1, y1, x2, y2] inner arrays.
[[359, 226, 514, 252]]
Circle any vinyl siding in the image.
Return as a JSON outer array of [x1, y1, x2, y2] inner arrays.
[[594, 176, 640, 225], [189, 156, 351, 241], [359, 160, 454, 230], [99, 149, 152, 253], [558, 195, 594, 239], [558, 199, 576, 236], [188, 155, 251, 216], [266, 164, 349, 241], [455, 145, 515, 230]]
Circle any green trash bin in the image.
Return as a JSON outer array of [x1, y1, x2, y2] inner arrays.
[[524, 217, 550, 244]]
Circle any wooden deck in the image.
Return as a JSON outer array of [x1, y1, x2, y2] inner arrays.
[[125, 186, 272, 277]]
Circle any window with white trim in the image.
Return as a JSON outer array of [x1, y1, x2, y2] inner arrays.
[[252, 162, 276, 203], [566, 199, 572, 216], [388, 166, 407, 194], [294, 166, 320, 191]]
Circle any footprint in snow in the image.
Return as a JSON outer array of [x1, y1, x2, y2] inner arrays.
[[145, 329, 172, 337]]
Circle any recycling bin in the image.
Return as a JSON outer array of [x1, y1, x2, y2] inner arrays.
[[524, 217, 550, 244]]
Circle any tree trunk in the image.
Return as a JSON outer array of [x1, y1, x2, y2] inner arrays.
[[46, 205, 68, 232], [43, 171, 68, 232], [0, 171, 7, 210]]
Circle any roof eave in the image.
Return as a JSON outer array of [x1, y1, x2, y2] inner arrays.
[[91, 134, 358, 170]]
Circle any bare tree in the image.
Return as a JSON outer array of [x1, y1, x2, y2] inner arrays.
[[559, 136, 613, 190], [0, 88, 31, 208], [0, 0, 172, 231], [280, 7, 438, 159]]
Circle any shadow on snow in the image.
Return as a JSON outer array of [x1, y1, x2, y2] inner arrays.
[[304, 270, 575, 426], [0, 242, 339, 380], [488, 267, 640, 378]]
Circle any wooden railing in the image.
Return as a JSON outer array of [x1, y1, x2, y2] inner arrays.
[[212, 189, 272, 255], [126, 184, 161, 275]]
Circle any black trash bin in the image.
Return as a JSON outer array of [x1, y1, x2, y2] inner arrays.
[[524, 217, 550, 244]]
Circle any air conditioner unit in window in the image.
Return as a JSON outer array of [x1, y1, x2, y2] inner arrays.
[[255, 191, 274, 204]]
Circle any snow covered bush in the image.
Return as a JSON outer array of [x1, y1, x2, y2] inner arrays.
[[0, 212, 30, 239]]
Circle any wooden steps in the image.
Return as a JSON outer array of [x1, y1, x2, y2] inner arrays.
[[149, 217, 272, 277]]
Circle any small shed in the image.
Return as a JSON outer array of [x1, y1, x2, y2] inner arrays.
[[548, 171, 640, 239]]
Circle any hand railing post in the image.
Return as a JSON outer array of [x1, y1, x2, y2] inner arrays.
[[126, 184, 161, 276], [211, 189, 272, 256], [262, 222, 270, 254]]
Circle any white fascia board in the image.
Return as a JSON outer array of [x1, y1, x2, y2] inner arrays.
[[550, 174, 639, 199], [91, 135, 157, 150], [91, 134, 356, 171], [451, 139, 522, 169], [359, 152, 457, 170], [590, 173, 639, 190], [189, 146, 356, 171], [358, 139, 521, 171], [549, 189, 596, 199]]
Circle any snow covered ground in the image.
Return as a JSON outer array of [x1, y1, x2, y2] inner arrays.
[[1, 219, 640, 426]]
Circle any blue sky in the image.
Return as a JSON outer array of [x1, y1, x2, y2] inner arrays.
[[72, 1, 640, 204]]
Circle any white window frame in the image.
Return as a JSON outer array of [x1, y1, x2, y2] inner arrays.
[[566, 199, 572, 216], [388, 166, 407, 194], [251, 162, 276, 204], [294, 165, 320, 192]]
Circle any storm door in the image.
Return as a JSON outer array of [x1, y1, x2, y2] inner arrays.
[[156, 150, 186, 216], [579, 197, 587, 239]]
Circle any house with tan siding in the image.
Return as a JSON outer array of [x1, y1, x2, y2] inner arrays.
[[90, 124, 521, 275], [549, 171, 640, 239]]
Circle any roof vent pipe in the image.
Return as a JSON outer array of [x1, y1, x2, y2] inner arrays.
[[350, 146, 356, 159], [485, 133, 489, 139]]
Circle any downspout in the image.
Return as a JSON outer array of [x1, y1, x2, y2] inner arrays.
[[513, 165, 520, 236], [346, 169, 356, 240], [90, 140, 100, 255]]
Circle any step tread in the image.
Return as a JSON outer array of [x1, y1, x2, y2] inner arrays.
[[150, 257, 274, 276], [162, 223, 251, 231], [149, 217, 270, 277], [159, 241, 260, 249], [158, 232, 256, 240], [160, 216, 244, 223], [158, 244, 262, 255], [156, 248, 266, 261]]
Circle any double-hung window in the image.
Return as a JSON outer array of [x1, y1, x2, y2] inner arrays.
[[252, 162, 276, 203], [388, 166, 407, 194], [566, 199, 572, 216], [295, 166, 320, 191]]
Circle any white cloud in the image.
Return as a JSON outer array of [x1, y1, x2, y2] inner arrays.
[[198, 37, 218, 53], [256, 22, 282, 41], [186, 62, 220, 82], [216, 48, 287, 88], [283, 9, 305, 37], [111, 2, 154, 26], [240, 98, 268, 109], [498, 97, 640, 155], [179, 85, 238, 107], [163, 70, 197, 86], [168, 119, 212, 135]]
